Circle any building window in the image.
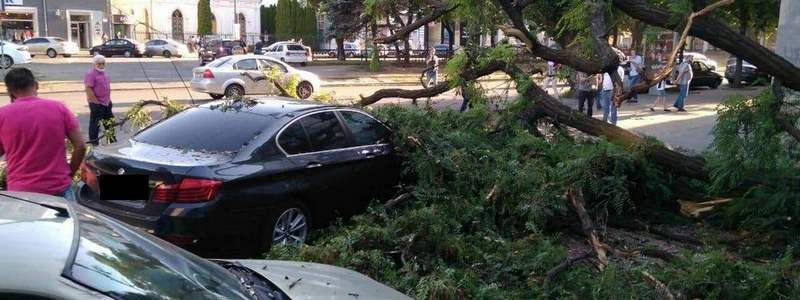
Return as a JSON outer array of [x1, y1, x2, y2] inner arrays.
[[171, 10, 183, 41], [0, 11, 35, 44]]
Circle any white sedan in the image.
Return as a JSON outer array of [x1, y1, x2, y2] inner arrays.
[[0, 41, 32, 68], [191, 55, 322, 100]]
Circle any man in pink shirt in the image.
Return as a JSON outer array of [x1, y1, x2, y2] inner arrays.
[[0, 68, 86, 199], [85, 54, 115, 145]]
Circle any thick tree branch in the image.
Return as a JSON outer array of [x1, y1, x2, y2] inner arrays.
[[566, 186, 608, 271], [358, 60, 508, 106], [612, 0, 800, 91], [377, 4, 460, 44], [496, 0, 621, 74], [617, 0, 733, 105]]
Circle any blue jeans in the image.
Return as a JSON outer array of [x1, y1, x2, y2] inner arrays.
[[674, 84, 689, 109], [56, 185, 75, 201], [628, 75, 640, 100], [600, 90, 617, 125]]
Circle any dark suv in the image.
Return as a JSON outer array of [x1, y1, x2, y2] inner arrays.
[[77, 97, 402, 257], [199, 39, 247, 65]]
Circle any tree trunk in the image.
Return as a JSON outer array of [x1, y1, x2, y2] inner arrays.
[[732, 7, 748, 88], [404, 14, 413, 64], [336, 37, 345, 61], [631, 21, 645, 52]]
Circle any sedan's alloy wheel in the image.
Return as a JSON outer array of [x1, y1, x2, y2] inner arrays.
[[0, 55, 12, 69], [272, 208, 308, 246], [296, 82, 313, 99], [124, 50, 132, 57]]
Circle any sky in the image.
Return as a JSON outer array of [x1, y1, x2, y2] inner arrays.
[[262, 0, 277, 5]]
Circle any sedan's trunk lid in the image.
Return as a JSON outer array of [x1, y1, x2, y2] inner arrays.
[[80, 140, 234, 225]]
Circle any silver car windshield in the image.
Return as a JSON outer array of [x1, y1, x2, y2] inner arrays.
[[65, 206, 251, 299]]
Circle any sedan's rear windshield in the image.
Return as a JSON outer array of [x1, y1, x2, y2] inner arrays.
[[287, 45, 305, 51], [223, 41, 242, 47], [134, 107, 271, 153]]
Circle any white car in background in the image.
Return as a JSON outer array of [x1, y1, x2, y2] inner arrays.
[[144, 38, 189, 58], [0, 41, 32, 68], [22, 36, 79, 58], [263, 42, 312, 65], [683, 52, 718, 70], [191, 54, 322, 100]]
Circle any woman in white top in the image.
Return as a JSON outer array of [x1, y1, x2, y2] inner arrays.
[[650, 79, 670, 112]]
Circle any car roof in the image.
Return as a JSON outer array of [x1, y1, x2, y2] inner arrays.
[[0, 192, 75, 295], [197, 97, 336, 116]]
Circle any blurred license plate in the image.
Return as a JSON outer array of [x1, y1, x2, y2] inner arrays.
[[98, 175, 149, 201]]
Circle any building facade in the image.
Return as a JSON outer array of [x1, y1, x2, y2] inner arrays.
[[110, 0, 260, 44], [1, 0, 111, 48]]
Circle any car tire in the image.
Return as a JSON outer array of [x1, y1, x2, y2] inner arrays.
[[63, 54, 72, 58], [260, 201, 311, 251], [0, 55, 13, 69], [711, 79, 721, 89], [124, 50, 132, 58], [163, 50, 172, 58], [89, 50, 95, 56], [209, 93, 224, 100], [224, 84, 245, 99], [296, 81, 313, 99], [300, 62, 307, 67], [47, 48, 57, 58]]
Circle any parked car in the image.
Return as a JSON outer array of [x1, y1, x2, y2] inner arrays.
[[144, 38, 189, 58], [0, 191, 411, 299], [724, 57, 769, 84], [328, 42, 361, 58], [190, 55, 322, 99], [0, 41, 32, 68], [22, 36, 79, 58], [199, 39, 247, 65], [89, 38, 144, 57], [76, 97, 401, 256], [262, 41, 312, 66], [682, 52, 718, 70], [667, 61, 722, 89]]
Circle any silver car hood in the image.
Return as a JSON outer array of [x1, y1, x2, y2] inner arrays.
[[226, 259, 411, 300]]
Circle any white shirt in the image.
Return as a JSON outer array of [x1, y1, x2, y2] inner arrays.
[[603, 66, 625, 91], [546, 61, 556, 76], [628, 55, 643, 76]]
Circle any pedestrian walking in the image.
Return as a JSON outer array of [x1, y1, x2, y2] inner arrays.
[[426, 48, 440, 87], [575, 71, 596, 117], [0, 68, 86, 199], [673, 56, 693, 112], [102, 33, 109, 43], [627, 49, 643, 103], [85, 55, 116, 145], [600, 66, 625, 125], [544, 61, 560, 99]]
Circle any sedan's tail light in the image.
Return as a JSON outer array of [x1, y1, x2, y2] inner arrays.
[[152, 178, 222, 203], [202, 69, 214, 78]]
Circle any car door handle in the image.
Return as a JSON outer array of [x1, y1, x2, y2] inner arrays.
[[306, 162, 322, 169]]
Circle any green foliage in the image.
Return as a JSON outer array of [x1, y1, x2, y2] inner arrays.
[[261, 5, 277, 35], [276, 0, 318, 46], [708, 89, 800, 244], [322, 0, 365, 40], [197, 0, 212, 35], [369, 43, 381, 72], [263, 105, 682, 297], [125, 98, 187, 131]]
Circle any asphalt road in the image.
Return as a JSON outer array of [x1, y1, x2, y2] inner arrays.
[[4, 56, 418, 83]]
